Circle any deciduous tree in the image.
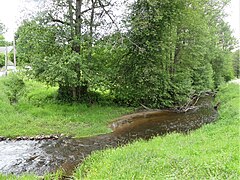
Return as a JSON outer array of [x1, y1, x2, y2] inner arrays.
[[16, 0, 119, 101]]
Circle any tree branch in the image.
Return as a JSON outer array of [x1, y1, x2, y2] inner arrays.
[[48, 13, 71, 26], [97, 0, 144, 52], [81, 3, 110, 14], [97, 0, 124, 42]]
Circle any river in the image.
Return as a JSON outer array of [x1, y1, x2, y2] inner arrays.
[[0, 95, 217, 176]]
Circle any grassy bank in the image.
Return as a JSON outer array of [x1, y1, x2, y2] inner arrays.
[[0, 77, 131, 138], [75, 83, 240, 179], [0, 80, 239, 179]]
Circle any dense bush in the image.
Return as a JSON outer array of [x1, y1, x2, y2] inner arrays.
[[3, 73, 25, 104]]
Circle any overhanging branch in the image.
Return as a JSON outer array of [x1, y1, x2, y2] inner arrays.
[[48, 13, 71, 26], [81, 3, 110, 14], [97, 0, 143, 51]]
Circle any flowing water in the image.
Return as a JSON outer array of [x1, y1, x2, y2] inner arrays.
[[0, 96, 217, 176]]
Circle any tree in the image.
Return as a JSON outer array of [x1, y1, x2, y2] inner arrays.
[[16, 0, 120, 101], [209, 22, 236, 86], [233, 50, 240, 78], [16, 0, 236, 107], [0, 35, 6, 46], [0, 21, 7, 46], [113, 0, 235, 108]]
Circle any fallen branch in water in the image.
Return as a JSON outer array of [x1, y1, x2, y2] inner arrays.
[[178, 94, 199, 112], [177, 91, 215, 112], [140, 103, 153, 111]]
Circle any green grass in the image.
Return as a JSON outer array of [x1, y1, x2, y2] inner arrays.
[[0, 171, 63, 180], [74, 83, 240, 179], [0, 78, 131, 138], [0, 78, 239, 179], [0, 174, 39, 180]]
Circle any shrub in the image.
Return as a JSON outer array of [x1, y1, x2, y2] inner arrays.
[[3, 73, 25, 104]]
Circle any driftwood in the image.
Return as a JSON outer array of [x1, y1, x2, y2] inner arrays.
[[177, 91, 216, 112], [140, 103, 153, 111], [177, 94, 199, 112], [137, 90, 216, 113]]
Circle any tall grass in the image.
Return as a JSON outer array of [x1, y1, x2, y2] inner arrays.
[[75, 83, 240, 179], [0, 78, 131, 138]]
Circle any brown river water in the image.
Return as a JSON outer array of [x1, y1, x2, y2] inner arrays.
[[0, 96, 217, 176]]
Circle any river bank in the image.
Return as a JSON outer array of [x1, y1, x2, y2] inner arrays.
[[0, 79, 132, 138], [75, 83, 239, 179], [0, 93, 217, 177], [0, 80, 239, 179]]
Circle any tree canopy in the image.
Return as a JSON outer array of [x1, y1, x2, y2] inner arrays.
[[16, 0, 125, 101], [16, 0, 237, 107]]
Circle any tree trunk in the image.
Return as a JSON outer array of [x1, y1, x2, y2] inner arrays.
[[74, 0, 89, 100], [58, 84, 73, 101], [88, 0, 96, 61], [75, 0, 82, 53], [68, 0, 74, 41]]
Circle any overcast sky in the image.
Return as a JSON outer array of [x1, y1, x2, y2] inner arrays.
[[0, 0, 21, 41], [0, 0, 239, 42]]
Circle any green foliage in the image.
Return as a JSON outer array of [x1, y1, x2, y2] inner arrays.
[[111, 0, 235, 108], [170, 70, 193, 104], [16, 21, 62, 66], [76, 83, 240, 179], [0, 78, 131, 138], [2, 73, 25, 104], [0, 35, 6, 46], [15, 0, 236, 108], [232, 50, 240, 78], [16, 20, 101, 101], [0, 34, 11, 46], [192, 63, 214, 91], [0, 53, 4, 67]]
